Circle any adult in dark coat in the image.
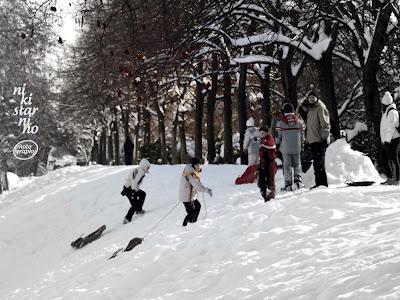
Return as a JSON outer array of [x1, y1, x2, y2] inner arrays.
[[123, 136, 134, 165]]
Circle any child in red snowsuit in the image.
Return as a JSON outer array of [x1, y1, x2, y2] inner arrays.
[[258, 126, 277, 202]]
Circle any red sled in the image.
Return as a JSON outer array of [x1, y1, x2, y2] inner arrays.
[[235, 165, 259, 185]]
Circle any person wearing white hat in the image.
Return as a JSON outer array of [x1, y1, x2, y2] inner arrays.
[[380, 91, 400, 185], [243, 117, 261, 165]]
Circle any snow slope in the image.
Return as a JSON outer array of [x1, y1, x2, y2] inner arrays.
[[1, 145, 400, 299]]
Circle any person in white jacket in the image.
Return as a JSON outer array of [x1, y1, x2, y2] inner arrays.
[[121, 158, 151, 223], [380, 91, 400, 185], [243, 117, 261, 165], [179, 157, 212, 226]]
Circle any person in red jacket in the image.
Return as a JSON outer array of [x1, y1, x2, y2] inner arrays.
[[258, 126, 277, 202]]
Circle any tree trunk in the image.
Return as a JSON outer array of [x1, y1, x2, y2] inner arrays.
[[316, 52, 340, 140], [223, 59, 233, 163], [107, 131, 113, 164], [157, 110, 167, 163], [194, 61, 205, 160], [114, 121, 120, 165], [207, 54, 218, 163], [280, 47, 299, 107], [100, 127, 107, 164], [35, 145, 51, 175], [259, 65, 272, 126], [91, 133, 99, 163], [133, 105, 141, 164], [362, 2, 393, 163], [237, 57, 249, 165], [0, 158, 8, 194], [179, 114, 189, 163], [143, 106, 151, 146], [121, 108, 130, 138], [171, 107, 179, 164]]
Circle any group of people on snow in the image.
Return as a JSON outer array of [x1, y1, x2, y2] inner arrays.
[[243, 90, 331, 201], [119, 90, 400, 227]]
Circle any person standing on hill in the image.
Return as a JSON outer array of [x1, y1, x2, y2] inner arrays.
[[243, 117, 261, 165], [276, 103, 305, 191], [380, 91, 400, 185], [179, 157, 213, 226], [123, 136, 134, 165], [258, 126, 277, 202], [235, 118, 261, 185], [121, 158, 151, 224], [300, 91, 331, 188]]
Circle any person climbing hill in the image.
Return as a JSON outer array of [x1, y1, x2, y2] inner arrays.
[[121, 158, 151, 224], [179, 157, 213, 226]]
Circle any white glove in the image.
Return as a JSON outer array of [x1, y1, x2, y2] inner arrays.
[[206, 188, 213, 197]]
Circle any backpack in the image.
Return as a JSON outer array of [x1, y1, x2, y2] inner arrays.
[[386, 107, 400, 133]]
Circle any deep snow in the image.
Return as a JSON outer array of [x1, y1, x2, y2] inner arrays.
[[1, 141, 400, 299]]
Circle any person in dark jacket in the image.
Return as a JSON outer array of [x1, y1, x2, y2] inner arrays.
[[258, 126, 277, 202], [300, 91, 331, 188], [123, 136, 134, 165]]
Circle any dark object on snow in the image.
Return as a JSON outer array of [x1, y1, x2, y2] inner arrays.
[[58, 37, 63, 44], [71, 225, 106, 249], [20, 33, 26, 39], [108, 237, 144, 259], [346, 180, 375, 187], [123, 136, 134, 165], [125, 237, 143, 251], [50, 6, 57, 12], [235, 165, 258, 185]]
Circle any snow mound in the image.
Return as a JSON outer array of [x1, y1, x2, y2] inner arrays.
[[326, 139, 382, 184], [6, 172, 34, 190]]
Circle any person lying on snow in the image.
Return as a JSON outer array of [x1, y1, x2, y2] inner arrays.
[[121, 158, 151, 224], [258, 126, 277, 202], [179, 157, 213, 227]]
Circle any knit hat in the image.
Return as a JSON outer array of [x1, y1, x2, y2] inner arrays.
[[283, 103, 294, 114], [191, 157, 201, 167], [381, 91, 393, 105], [246, 117, 255, 127], [307, 91, 318, 104]]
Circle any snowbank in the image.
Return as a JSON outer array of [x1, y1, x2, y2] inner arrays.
[[1, 153, 400, 299], [325, 139, 382, 184], [6, 172, 34, 190]]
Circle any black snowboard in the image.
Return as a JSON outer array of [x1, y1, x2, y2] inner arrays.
[[108, 237, 144, 259], [71, 225, 106, 249], [345, 180, 375, 187]]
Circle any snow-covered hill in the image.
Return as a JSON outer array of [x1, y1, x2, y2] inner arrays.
[[1, 141, 400, 300]]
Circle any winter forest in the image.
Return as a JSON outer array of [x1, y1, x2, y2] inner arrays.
[[0, 0, 399, 186], [4, 0, 400, 299]]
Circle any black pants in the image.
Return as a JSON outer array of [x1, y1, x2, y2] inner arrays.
[[382, 138, 400, 181], [310, 142, 328, 187], [183, 200, 201, 226], [125, 189, 146, 221]]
